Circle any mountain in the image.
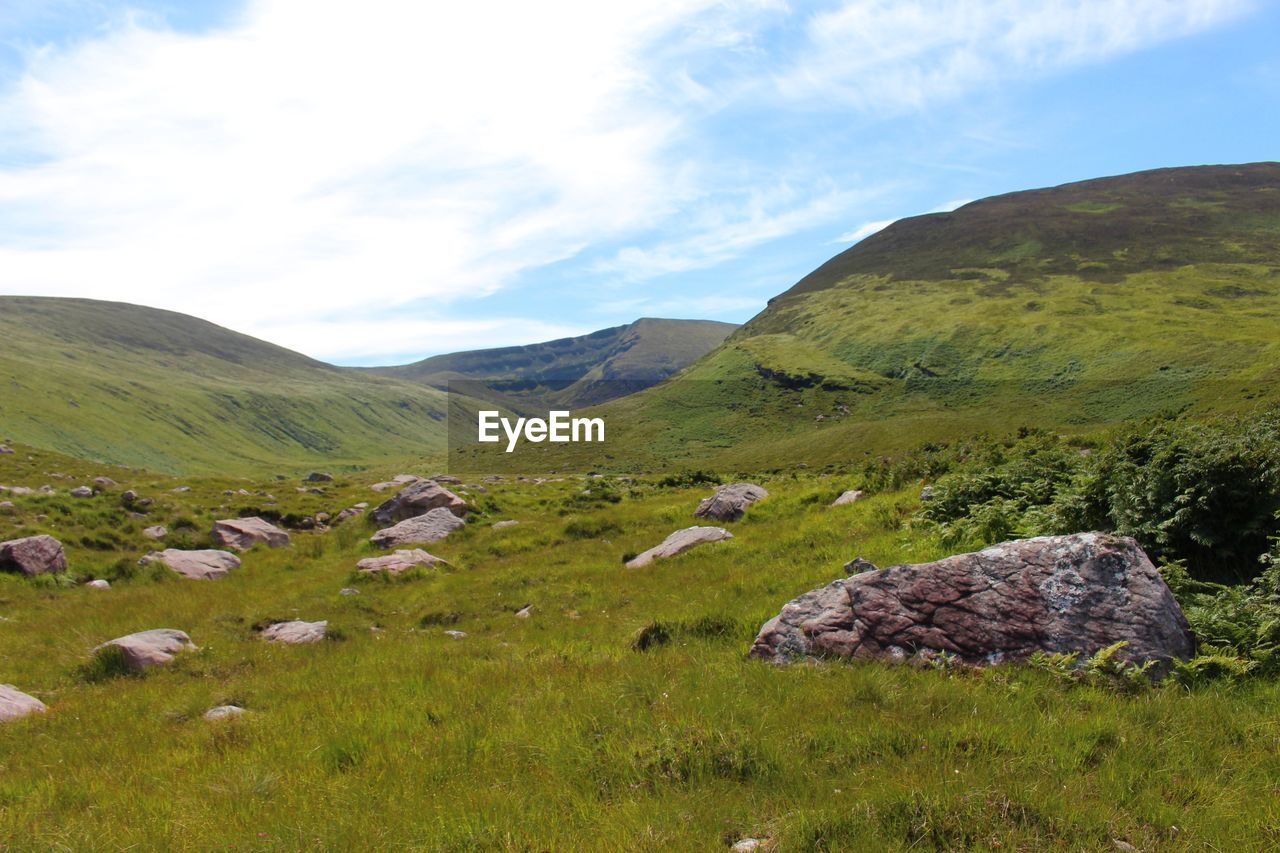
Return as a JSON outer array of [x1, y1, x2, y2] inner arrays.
[[454, 163, 1280, 474], [0, 297, 450, 474], [372, 318, 738, 410]]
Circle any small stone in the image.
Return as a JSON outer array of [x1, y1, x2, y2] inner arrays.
[[831, 489, 864, 507], [305, 472, 333, 482], [732, 839, 765, 852], [121, 489, 139, 503], [339, 587, 360, 596], [172, 486, 192, 493], [515, 605, 533, 619], [444, 630, 467, 639], [85, 579, 111, 589], [259, 620, 327, 644], [204, 705, 246, 721], [492, 520, 519, 530], [142, 525, 167, 540], [69, 486, 93, 498], [92, 477, 117, 491]]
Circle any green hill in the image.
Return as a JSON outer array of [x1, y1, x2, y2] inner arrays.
[[453, 163, 1280, 474], [0, 297, 450, 474], [372, 317, 738, 410]]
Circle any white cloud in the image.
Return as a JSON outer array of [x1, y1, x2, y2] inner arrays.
[[778, 0, 1253, 110]]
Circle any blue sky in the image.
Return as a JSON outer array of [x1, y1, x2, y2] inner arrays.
[[0, 0, 1275, 365]]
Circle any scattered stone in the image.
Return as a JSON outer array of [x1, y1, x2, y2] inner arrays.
[[0, 445, 12, 454], [333, 502, 368, 524], [92, 477, 117, 491], [121, 489, 139, 503], [482, 475, 503, 483], [431, 474, 462, 484], [731, 839, 765, 852], [95, 629, 197, 671], [37, 485, 54, 493], [371, 474, 423, 491], [172, 486, 192, 493], [204, 705, 245, 721], [831, 489, 865, 507], [370, 508, 466, 548], [7, 486, 32, 496], [305, 472, 333, 482], [85, 579, 111, 589], [444, 630, 467, 639], [749, 533, 1194, 674], [0, 501, 13, 512], [314, 512, 331, 524], [919, 485, 935, 501], [260, 620, 327, 644], [142, 525, 168, 540], [356, 549, 447, 576], [625, 526, 733, 569], [515, 605, 533, 619], [136, 497, 154, 509], [0, 535, 67, 576], [370, 480, 468, 525], [144, 549, 241, 580], [694, 482, 769, 522], [339, 587, 360, 596], [70, 486, 93, 498], [492, 520, 519, 530], [211, 517, 291, 550], [0, 685, 47, 722]]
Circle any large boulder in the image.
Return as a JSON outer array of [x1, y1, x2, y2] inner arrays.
[[0, 535, 67, 576], [356, 549, 446, 576], [94, 629, 197, 672], [145, 549, 241, 580], [750, 533, 1194, 673], [211, 517, 291, 550], [694, 483, 768, 522], [370, 480, 467, 525], [260, 620, 327, 644], [0, 685, 47, 722], [625, 526, 733, 569], [370, 507, 466, 548]]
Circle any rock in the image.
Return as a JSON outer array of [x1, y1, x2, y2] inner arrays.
[[515, 605, 533, 619], [136, 497, 154, 509], [304, 472, 333, 482], [0, 685, 47, 722], [919, 485, 934, 501], [172, 486, 191, 493], [370, 507, 466, 548], [625, 526, 733, 569], [92, 477, 117, 490], [482, 475, 503, 483], [731, 839, 765, 852], [0, 535, 67, 576], [260, 620, 327, 644], [204, 705, 245, 721], [37, 485, 54, 493], [121, 489, 139, 503], [7, 486, 33, 496], [371, 474, 423, 491], [95, 629, 197, 671], [431, 474, 462, 484], [86, 579, 111, 589], [211, 517, 291, 550], [314, 512, 331, 524], [339, 587, 360, 596], [831, 489, 864, 507], [749, 533, 1194, 674], [492, 520, 519, 530], [70, 486, 93, 498], [145, 549, 241, 580], [694, 483, 768, 522], [370, 480, 468, 525], [356, 549, 446, 576], [142, 525, 167, 540], [0, 501, 13, 512], [444, 629, 467, 639], [0, 445, 13, 454], [334, 502, 368, 524]]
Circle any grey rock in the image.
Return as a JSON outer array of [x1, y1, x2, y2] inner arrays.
[[0, 535, 67, 576], [260, 620, 327, 644], [0, 445, 12, 454], [211, 517, 290, 550], [0, 685, 47, 722], [92, 477, 117, 491], [339, 587, 360, 596], [370, 508, 465, 548], [85, 579, 111, 589], [625, 526, 733, 569], [69, 486, 93, 498], [919, 485, 935, 501], [94, 629, 196, 671], [694, 483, 768, 522], [142, 525, 168, 540], [204, 705, 246, 721], [356, 549, 446, 576], [145, 549, 241, 580], [831, 489, 865, 506], [304, 472, 333, 482], [492, 520, 519, 530], [750, 533, 1194, 674], [121, 489, 139, 503], [444, 630, 467, 639], [371, 480, 468, 525]]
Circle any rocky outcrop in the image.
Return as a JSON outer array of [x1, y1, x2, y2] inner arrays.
[[370, 480, 467, 526], [95, 629, 197, 671], [750, 533, 1193, 673], [0, 685, 47, 722], [356, 549, 446, 576], [142, 525, 167, 540], [144, 549, 241, 580], [0, 535, 67, 576], [260, 620, 327, 644], [211, 517, 291, 550], [694, 483, 768, 522], [370, 508, 466, 548], [625, 526, 733, 569], [831, 489, 864, 506]]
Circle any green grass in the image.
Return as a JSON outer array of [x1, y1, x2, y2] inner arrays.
[[3, 445, 1280, 848]]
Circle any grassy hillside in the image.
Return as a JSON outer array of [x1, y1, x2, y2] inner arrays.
[[0, 297, 450, 475], [373, 317, 738, 410], [3, 443, 1280, 848], [470, 163, 1280, 475]]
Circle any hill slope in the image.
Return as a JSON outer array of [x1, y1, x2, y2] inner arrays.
[[454, 163, 1280, 474], [373, 318, 738, 409], [0, 297, 450, 474]]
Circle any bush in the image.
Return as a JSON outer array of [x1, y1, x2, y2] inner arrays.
[[655, 469, 722, 488]]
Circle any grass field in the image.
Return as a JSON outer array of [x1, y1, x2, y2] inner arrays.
[[3, 443, 1279, 850]]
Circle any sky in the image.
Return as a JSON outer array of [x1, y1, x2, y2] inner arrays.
[[0, 0, 1275, 366]]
